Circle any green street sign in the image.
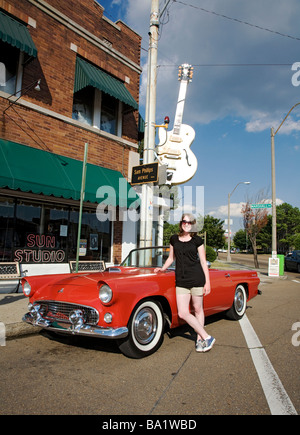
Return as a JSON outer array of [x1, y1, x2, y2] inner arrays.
[[251, 203, 272, 209]]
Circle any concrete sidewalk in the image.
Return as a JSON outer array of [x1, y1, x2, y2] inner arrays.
[[0, 293, 37, 339], [0, 264, 283, 341]]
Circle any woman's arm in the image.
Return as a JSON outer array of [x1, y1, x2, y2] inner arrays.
[[154, 245, 174, 272], [198, 244, 211, 295]]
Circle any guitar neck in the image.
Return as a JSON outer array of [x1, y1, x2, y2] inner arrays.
[[172, 80, 188, 137]]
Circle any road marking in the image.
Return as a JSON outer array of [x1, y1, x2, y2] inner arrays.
[[239, 314, 297, 415], [292, 279, 300, 284]]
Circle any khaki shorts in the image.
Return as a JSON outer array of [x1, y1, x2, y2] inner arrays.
[[176, 286, 204, 296]]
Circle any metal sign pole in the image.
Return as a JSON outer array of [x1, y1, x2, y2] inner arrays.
[[75, 142, 88, 273], [140, 0, 159, 258]]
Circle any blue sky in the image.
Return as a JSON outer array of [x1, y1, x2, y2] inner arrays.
[[98, 0, 300, 232]]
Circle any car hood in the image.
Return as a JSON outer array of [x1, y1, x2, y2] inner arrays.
[[28, 267, 161, 304]]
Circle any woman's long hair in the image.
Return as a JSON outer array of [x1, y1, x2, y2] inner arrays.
[[178, 213, 198, 237]]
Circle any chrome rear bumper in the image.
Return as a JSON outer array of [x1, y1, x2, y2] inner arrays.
[[22, 313, 128, 339]]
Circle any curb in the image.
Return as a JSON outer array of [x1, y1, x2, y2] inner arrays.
[[6, 322, 38, 340]]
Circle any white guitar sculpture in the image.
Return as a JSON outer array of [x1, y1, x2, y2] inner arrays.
[[156, 64, 197, 185]]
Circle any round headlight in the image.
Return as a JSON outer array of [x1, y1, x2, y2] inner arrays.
[[23, 281, 32, 297], [99, 284, 113, 304]]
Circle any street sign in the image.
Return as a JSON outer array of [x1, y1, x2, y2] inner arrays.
[[251, 203, 272, 209], [131, 162, 158, 185]]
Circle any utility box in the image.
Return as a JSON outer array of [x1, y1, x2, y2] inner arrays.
[[277, 254, 285, 276]]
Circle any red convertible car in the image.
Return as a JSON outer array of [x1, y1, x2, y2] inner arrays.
[[22, 247, 260, 358]]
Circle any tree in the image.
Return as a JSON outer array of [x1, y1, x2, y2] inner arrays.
[[276, 203, 300, 252], [293, 233, 300, 250], [256, 203, 300, 253], [201, 215, 225, 250], [242, 199, 268, 268], [162, 222, 179, 245], [233, 229, 247, 251]]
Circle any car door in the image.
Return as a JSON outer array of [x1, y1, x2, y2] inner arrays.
[[204, 270, 234, 316], [290, 253, 298, 271]]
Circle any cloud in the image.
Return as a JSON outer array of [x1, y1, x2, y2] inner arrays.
[[209, 202, 246, 218], [126, 0, 300, 133], [209, 198, 284, 219], [246, 114, 300, 134]]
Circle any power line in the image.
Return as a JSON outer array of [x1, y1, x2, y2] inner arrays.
[[172, 0, 300, 42], [158, 63, 292, 68]]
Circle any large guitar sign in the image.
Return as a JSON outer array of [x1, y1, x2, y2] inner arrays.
[[156, 64, 197, 185]]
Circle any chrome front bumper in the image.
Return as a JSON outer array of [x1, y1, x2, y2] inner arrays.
[[22, 313, 128, 339]]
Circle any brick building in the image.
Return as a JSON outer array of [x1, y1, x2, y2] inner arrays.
[[0, 0, 142, 279]]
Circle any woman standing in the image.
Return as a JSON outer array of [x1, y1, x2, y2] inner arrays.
[[155, 214, 215, 352]]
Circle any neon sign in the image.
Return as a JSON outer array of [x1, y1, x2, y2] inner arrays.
[[14, 234, 65, 263]]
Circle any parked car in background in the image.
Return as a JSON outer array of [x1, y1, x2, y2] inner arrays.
[[284, 250, 300, 273], [22, 246, 260, 358]]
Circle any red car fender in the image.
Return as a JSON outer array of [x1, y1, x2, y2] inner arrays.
[[99, 271, 178, 329]]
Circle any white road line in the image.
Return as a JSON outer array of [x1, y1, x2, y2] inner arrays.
[[239, 314, 297, 415], [292, 280, 300, 284]]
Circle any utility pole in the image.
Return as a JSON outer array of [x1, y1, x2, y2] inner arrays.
[[140, 0, 160, 256], [270, 102, 300, 256], [270, 127, 277, 256]]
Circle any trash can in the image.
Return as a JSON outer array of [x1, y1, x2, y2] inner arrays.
[[277, 255, 285, 276]]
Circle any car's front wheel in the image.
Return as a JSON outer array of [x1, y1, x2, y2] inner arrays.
[[226, 284, 247, 320], [117, 299, 164, 358]]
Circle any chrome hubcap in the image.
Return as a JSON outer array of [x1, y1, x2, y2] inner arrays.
[[133, 308, 157, 345], [234, 288, 245, 313]]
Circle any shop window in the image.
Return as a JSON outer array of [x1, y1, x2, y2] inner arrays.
[[15, 201, 41, 249], [0, 198, 113, 264], [0, 198, 15, 261], [68, 209, 111, 262]]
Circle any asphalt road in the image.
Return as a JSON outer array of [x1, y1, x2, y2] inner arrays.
[[217, 252, 270, 269], [1, 271, 299, 416]]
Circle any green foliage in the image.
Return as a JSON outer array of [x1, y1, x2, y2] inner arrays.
[[293, 233, 300, 250], [233, 229, 247, 251], [163, 222, 179, 245], [202, 215, 225, 249], [276, 203, 300, 252], [206, 245, 217, 262]]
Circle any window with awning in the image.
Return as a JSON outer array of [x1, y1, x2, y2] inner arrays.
[[0, 10, 37, 57], [72, 57, 138, 135], [74, 57, 138, 110]]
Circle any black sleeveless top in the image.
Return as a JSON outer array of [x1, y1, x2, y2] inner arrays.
[[170, 235, 205, 288]]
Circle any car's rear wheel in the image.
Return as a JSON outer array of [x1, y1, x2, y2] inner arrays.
[[117, 299, 164, 358], [226, 284, 247, 320]]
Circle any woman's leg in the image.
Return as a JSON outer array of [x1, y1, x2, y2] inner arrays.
[[192, 295, 205, 341], [176, 293, 209, 340]]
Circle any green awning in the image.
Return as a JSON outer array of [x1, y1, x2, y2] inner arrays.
[[74, 57, 138, 110], [0, 10, 37, 57], [0, 139, 140, 208]]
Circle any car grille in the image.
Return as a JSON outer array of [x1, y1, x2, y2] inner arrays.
[[35, 300, 99, 325]]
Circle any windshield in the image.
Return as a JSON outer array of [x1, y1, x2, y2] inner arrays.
[[120, 246, 175, 268]]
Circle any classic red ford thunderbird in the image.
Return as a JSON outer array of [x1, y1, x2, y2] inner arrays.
[[22, 247, 260, 358]]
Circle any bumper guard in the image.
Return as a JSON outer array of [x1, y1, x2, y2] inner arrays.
[[22, 312, 128, 339]]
